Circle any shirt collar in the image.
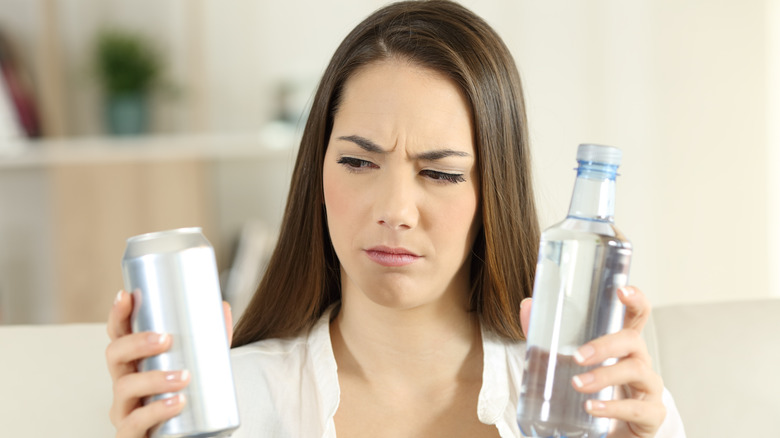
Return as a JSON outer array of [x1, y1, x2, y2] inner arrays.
[[478, 323, 512, 424], [307, 305, 522, 434], [306, 305, 341, 434]]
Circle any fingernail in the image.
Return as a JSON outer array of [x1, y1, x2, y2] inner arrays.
[[619, 286, 634, 298], [585, 400, 606, 412], [113, 290, 123, 306], [166, 370, 189, 382], [572, 372, 595, 388], [148, 333, 169, 345], [164, 393, 185, 407], [520, 297, 531, 310], [574, 344, 595, 364]]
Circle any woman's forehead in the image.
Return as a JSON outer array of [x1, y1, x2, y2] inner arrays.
[[334, 60, 475, 156]]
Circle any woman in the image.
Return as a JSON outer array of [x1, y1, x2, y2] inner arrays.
[[106, 1, 685, 437]]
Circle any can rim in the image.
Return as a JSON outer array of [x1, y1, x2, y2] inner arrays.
[[126, 227, 203, 244]]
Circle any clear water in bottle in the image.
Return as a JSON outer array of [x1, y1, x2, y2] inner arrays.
[[516, 144, 632, 438]]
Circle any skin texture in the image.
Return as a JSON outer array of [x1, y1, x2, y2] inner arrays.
[[323, 59, 480, 314]]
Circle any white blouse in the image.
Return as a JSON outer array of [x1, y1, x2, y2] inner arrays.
[[229, 307, 686, 437]]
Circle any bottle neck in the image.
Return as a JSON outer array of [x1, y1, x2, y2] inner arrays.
[[567, 162, 618, 222]]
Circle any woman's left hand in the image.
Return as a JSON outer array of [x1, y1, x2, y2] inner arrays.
[[520, 286, 666, 437]]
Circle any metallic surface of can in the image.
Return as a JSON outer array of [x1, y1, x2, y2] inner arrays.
[[122, 227, 240, 438]]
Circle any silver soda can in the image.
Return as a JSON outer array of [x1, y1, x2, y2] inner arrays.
[[121, 227, 240, 438]]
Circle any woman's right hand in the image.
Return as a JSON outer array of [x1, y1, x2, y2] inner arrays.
[[105, 290, 233, 437]]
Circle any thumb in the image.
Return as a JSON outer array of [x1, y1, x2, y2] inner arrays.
[[223, 301, 233, 346], [520, 297, 532, 338]]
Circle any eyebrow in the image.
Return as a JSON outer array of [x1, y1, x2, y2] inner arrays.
[[337, 135, 471, 160]]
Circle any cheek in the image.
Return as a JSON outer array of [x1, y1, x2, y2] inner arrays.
[[432, 187, 480, 249], [323, 166, 357, 236], [460, 198, 481, 241]]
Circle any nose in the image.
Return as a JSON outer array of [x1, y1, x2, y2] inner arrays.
[[375, 171, 419, 231]]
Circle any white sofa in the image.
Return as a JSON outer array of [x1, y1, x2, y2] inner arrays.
[[643, 298, 780, 437], [0, 323, 115, 437], [1, 299, 778, 437]]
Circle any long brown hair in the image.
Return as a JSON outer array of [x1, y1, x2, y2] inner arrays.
[[232, 0, 539, 347]]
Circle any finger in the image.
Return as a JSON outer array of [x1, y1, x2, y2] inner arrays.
[[619, 286, 652, 332], [105, 332, 172, 380], [574, 328, 650, 368], [585, 397, 666, 435], [572, 356, 663, 397], [112, 370, 190, 421], [223, 301, 233, 346], [519, 297, 532, 338], [115, 394, 186, 438], [107, 290, 134, 341]]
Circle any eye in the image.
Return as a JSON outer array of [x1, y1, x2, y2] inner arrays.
[[420, 169, 466, 184], [337, 157, 378, 171]]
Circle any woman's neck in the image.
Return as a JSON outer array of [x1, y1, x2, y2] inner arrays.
[[330, 277, 483, 391]]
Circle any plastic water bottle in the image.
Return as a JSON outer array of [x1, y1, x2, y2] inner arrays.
[[516, 144, 632, 438]]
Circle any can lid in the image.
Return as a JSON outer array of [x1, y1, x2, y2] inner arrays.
[[577, 143, 622, 166], [123, 227, 210, 260], [126, 227, 203, 244]]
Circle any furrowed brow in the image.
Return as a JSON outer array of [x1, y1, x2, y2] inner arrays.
[[414, 149, 471, 161], [338, 135, 386, 153], [337, 135, 471, 160]]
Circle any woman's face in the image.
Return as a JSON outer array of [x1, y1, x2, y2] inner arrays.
[[323, 59, 480, 311]]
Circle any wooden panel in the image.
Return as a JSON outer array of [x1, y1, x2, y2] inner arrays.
[[50, 160, 216, 323]]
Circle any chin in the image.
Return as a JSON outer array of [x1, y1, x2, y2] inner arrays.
[[363, 286, 427, 310], [346, 278, 431, 311], [341, 266, 456, 312], [361, 282, 461, 314]]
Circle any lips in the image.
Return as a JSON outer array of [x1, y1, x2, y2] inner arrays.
[[364, 245, 421, 267]]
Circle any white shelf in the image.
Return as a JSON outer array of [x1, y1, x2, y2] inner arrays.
[[0, 129, 299, 169]]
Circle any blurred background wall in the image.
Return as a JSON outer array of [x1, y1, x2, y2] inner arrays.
[[0, 0, 776, 324]]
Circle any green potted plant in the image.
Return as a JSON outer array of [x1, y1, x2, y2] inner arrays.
[[94, 29, 161, 135]]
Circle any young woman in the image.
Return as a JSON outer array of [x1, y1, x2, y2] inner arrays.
[[106, 1, 685, 437]]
